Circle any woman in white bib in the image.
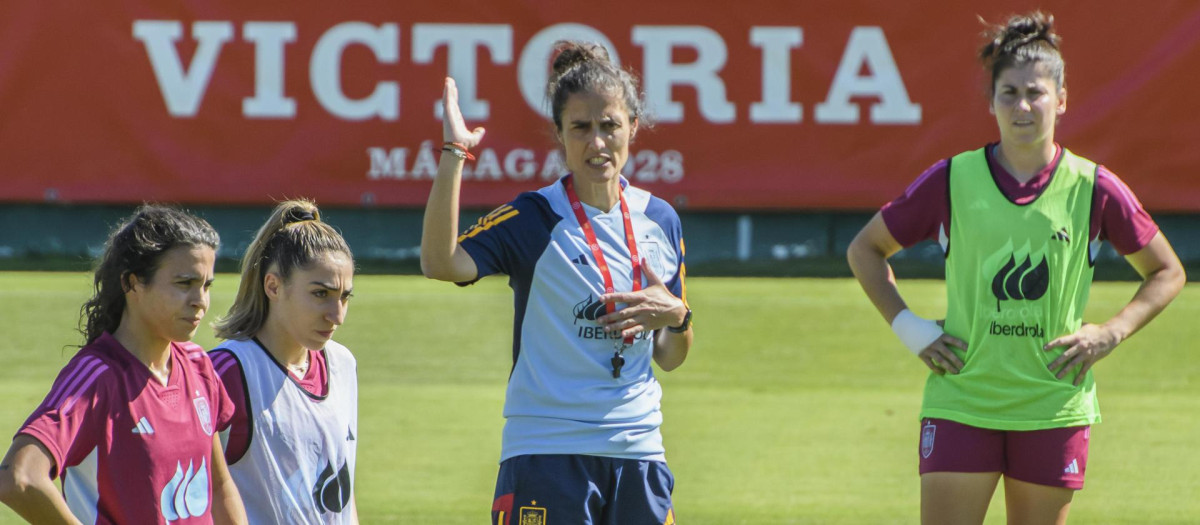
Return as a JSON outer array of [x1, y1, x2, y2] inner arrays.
[[210, 200, 359, 524]]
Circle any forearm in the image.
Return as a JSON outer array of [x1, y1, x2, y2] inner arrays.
[[0, 437, 80, 525], [1103, 233, 1187, 344], [1102, 264, 1185, 343], [847, 240, 907, 323], [0, 472, 80, 525], [653, 328, 691, 371], [209, 438, 247, 525], [420, 153, 467, 280], [211, 483, 246, 525]]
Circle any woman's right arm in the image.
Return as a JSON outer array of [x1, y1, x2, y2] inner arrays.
[[847, 212, 965, 374], [846, 212, 907, 323], [0, 435, 83, 525], [420, 77, 485, 283]]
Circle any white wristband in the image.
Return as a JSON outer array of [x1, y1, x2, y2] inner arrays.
[[890, 309, 944, 355]]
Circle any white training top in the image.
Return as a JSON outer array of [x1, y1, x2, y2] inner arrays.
[[459, 175, 686, 463]]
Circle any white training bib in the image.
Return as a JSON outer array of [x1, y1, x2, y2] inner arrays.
[[219, 339, 358, 524]]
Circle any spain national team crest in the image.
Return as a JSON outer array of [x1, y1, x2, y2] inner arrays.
[[193, 396, 212, 436], [518, 504, 546, 525], [920, 421, 936, 459], [640, 240, 666, 278]]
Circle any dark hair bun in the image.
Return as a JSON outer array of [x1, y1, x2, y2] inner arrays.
[[978, 11, 1066, 93], [981, 11, 1061, 63], [550, 41, 610, 79], [283, 207, 318, 224]]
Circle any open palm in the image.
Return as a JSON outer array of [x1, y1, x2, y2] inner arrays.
[[442, 77, 486, 148]]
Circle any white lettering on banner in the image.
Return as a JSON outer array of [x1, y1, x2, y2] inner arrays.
[[367, 148, 408, 179], [814, 27, 921, 124], [413, 25, 513, 120], [632, 26, 736, 124], [473, 148, 503, 180], [504, 149, 537, 180], [624, 150, 685, 184], [367, 147, 683, 183], [133, 21, 234, 117], [243, 22, 297, 118], [540, 150, 566, 179], [311, 22, 399, 120], [135, 20, 919, 125], [410, 140, 438, 178], [749, 27, 803, 123]]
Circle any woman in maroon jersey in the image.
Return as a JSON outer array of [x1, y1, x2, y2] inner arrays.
[[0, 206, 246, 524], [847, 11, 1184, 525]]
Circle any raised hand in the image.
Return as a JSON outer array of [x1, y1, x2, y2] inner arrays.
[[442, 77, 485, 148], [598, 260, 687, 339]]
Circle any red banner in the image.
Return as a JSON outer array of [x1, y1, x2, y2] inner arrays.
[[1, 1, 1197, 210]]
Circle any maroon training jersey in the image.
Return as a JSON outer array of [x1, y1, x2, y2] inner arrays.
[[18, 332, 234, 524], [881, 143, 1159, 255]]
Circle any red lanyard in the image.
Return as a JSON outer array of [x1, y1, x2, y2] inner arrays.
[[563, 175, 642, 348]]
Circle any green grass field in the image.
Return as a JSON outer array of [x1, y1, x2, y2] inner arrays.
[[0, 273, 1196, 523]]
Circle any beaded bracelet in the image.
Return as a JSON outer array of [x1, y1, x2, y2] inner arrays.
[[441, 142, 476, 161]]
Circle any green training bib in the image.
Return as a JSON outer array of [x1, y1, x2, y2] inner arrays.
[[921, 146, 1099, 430]]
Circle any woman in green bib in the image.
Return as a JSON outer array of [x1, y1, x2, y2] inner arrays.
[[847, 11, 1185, 525]]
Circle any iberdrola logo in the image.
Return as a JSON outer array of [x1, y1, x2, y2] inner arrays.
[[572, 294, 606, 324], [987, 240, 1049, 312], [312, 460, 352, 514]]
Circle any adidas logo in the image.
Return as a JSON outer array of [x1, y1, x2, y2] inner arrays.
[[132, 417, 155, 435], [1064, 458, 1080, 475], [1051, 227, 1071, 243], [570, 254, 588, 266], [346, 427, 356, 442]]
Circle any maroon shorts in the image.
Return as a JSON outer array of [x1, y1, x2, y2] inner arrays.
[[918, 418, 1090, 490]]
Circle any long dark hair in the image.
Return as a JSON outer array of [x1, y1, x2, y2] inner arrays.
[[214, 199, 353, 341], [79, 205, 220, 345]]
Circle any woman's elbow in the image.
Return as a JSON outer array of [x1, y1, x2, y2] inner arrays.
[[657, 360, 683, 372], [419, 256, 452, 282], [419, 258, 439, 280], [420, 264, 462, 283], [1170, 258, 1187, 286], [846, 238, 872, 274], [1166, 263, 1187, 297], [654, 349, 688, 372], [0, 468, 38, 506], [1150, 255, 1188, 297]]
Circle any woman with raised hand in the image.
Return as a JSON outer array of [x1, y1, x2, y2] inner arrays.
[[210, 199, 358, 524], [0, 205, 246, 524], [422, 41, 693, 524], [847, 11, 1185, 525]]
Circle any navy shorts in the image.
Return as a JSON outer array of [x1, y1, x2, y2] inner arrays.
[[491, 454, 675, 525]]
